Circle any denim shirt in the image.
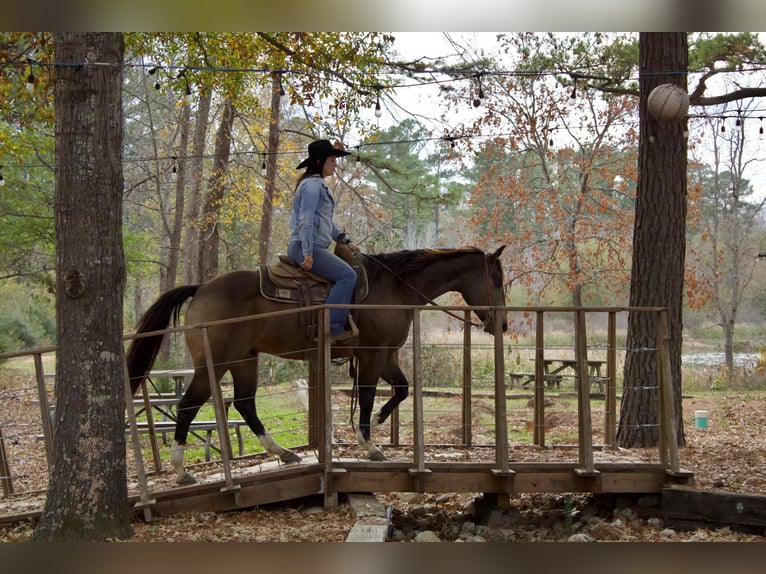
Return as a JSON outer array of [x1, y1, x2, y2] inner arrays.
[[288, 175, 343, 258]]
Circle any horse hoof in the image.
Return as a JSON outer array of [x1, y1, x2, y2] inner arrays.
[[176, 472, 197, 486], [281, 451, 302, 464]]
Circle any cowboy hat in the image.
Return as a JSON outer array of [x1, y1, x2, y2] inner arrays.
[[296, 139, 351, 169]]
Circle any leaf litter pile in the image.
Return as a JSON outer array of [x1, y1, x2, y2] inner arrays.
[[1, 365, 766, 542]]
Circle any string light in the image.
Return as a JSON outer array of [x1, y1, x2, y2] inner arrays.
[[374, 94, 382, 118], [148, 66, 161, 90], [759, 117, 764, 140], [261, 154, 267, 177], [473, 74, 485, 108], [170, 156, 178, 181], [184, 83, 193, 104], [0, 166, 5, 187], [720, 120, 726, 133], [25, 62, 35, 95]]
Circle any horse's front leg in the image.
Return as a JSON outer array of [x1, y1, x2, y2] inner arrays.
[[354, 354, 387, 461], [373, 358, 410, 426]]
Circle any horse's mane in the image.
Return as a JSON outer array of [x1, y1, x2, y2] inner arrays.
[[365, 246, 484, 277]]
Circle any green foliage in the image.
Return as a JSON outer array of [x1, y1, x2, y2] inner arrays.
[[0, 279, 55, 354], [689, 33, 766, 71], [360, 119, 464, 251]]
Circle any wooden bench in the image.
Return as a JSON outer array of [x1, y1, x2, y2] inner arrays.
[[132, 419, 247, 461], [508, 372, 563, 389]]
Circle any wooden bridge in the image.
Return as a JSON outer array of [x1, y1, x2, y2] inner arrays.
[[0, 305, 694, 523]]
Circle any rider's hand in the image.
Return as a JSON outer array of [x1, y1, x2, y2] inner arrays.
[[301, 255, 314, 270]]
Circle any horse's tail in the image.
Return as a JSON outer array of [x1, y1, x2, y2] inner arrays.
[[126, 284, 200, 394]]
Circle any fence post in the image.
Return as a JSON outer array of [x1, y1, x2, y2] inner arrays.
[[201, 326, 241, 504], [462, 309, 473, 446], [575, 309, 596, 475], [605, 311, 618, 447]]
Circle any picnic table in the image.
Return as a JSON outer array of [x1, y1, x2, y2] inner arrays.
[[508, 358, 606, 392]]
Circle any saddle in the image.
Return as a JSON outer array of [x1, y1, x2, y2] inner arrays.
[[258, 243, 368, 313]]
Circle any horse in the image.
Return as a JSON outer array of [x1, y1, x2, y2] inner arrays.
[[126, 245, 507, 484]]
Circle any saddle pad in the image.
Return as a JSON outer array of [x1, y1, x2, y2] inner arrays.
[[259, 264, 329, 303]]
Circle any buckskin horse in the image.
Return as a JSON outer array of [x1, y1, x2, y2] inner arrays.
[[126, 245, 507, 484]]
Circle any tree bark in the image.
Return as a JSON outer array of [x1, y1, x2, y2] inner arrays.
[[258, 71, 284, 265], [199, 98, 235, 280], [618, 33, 688, 448], [184, 85, 212, 285], [33, 32, 132, 541]]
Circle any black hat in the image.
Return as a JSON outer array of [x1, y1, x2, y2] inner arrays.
[[296, 139, 351, 169]]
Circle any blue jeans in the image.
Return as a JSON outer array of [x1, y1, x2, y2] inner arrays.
[[287, 241, 357, 336]]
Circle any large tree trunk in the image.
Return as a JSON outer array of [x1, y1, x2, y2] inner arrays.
[[199, 98, 235, 280], [618, 33, 688, 448], [33, 32, 132, 541], [258, 71, 284, 265]]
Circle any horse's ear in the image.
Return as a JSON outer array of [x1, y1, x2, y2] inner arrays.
[[491, 245, 506, 259]]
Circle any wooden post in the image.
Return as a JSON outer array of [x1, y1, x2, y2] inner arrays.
[[411, 309, 426, 475], [605, 311, 618, 447], [140, 380, 163, 473], [390, 350, 400, 447], [574, 309, 596, 476], [657, 310, 680, 473], [0, 424, 13, 496], [534, 311, 546, 447], [123, 362, 155, 522], [493, 310, 510, 474], [462, 309, 473, 446], [308, 361, 318, 449], [317, 308, 338, 507], [201, 327, 241, 503], [33, 353, 54, 471]]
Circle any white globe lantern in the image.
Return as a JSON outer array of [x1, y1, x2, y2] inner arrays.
[[647, 83, 690, 123]]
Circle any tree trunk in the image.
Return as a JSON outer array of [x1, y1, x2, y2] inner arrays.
[[33, 32, 132, 541], [199, 98, 235, 280], [618, 33, 688, 448], [162, 101, 190, 293], [258, 71, 283, 265], [184, 86, 212, 285]]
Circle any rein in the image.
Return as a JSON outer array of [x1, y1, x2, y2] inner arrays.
[[365, 252, 492, 329]]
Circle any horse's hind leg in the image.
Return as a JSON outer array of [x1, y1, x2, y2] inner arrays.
[[171, 370, 212, 485], [230, 359, 301, 464]]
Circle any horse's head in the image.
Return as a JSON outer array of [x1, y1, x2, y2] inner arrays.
[[463, 246, 508, 334]]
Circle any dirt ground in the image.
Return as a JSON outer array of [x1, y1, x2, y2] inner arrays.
[[2, 363, 766, 542]]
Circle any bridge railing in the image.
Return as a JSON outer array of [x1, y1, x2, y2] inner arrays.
[[0, 304, 681, 520]]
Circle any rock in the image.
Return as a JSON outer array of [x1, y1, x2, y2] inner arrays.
[[661, 528, 677, 540], [461, 521, 476, 535], [414, 530, 442, 542], [568, 533, 594, 542]]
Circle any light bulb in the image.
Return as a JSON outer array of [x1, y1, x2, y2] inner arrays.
[[374, 97, 382, 118], [0, 174, 5, 187], [185, 85, 193, 104], [261, 160, 267, 177], [25, 73, 34, 95]]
